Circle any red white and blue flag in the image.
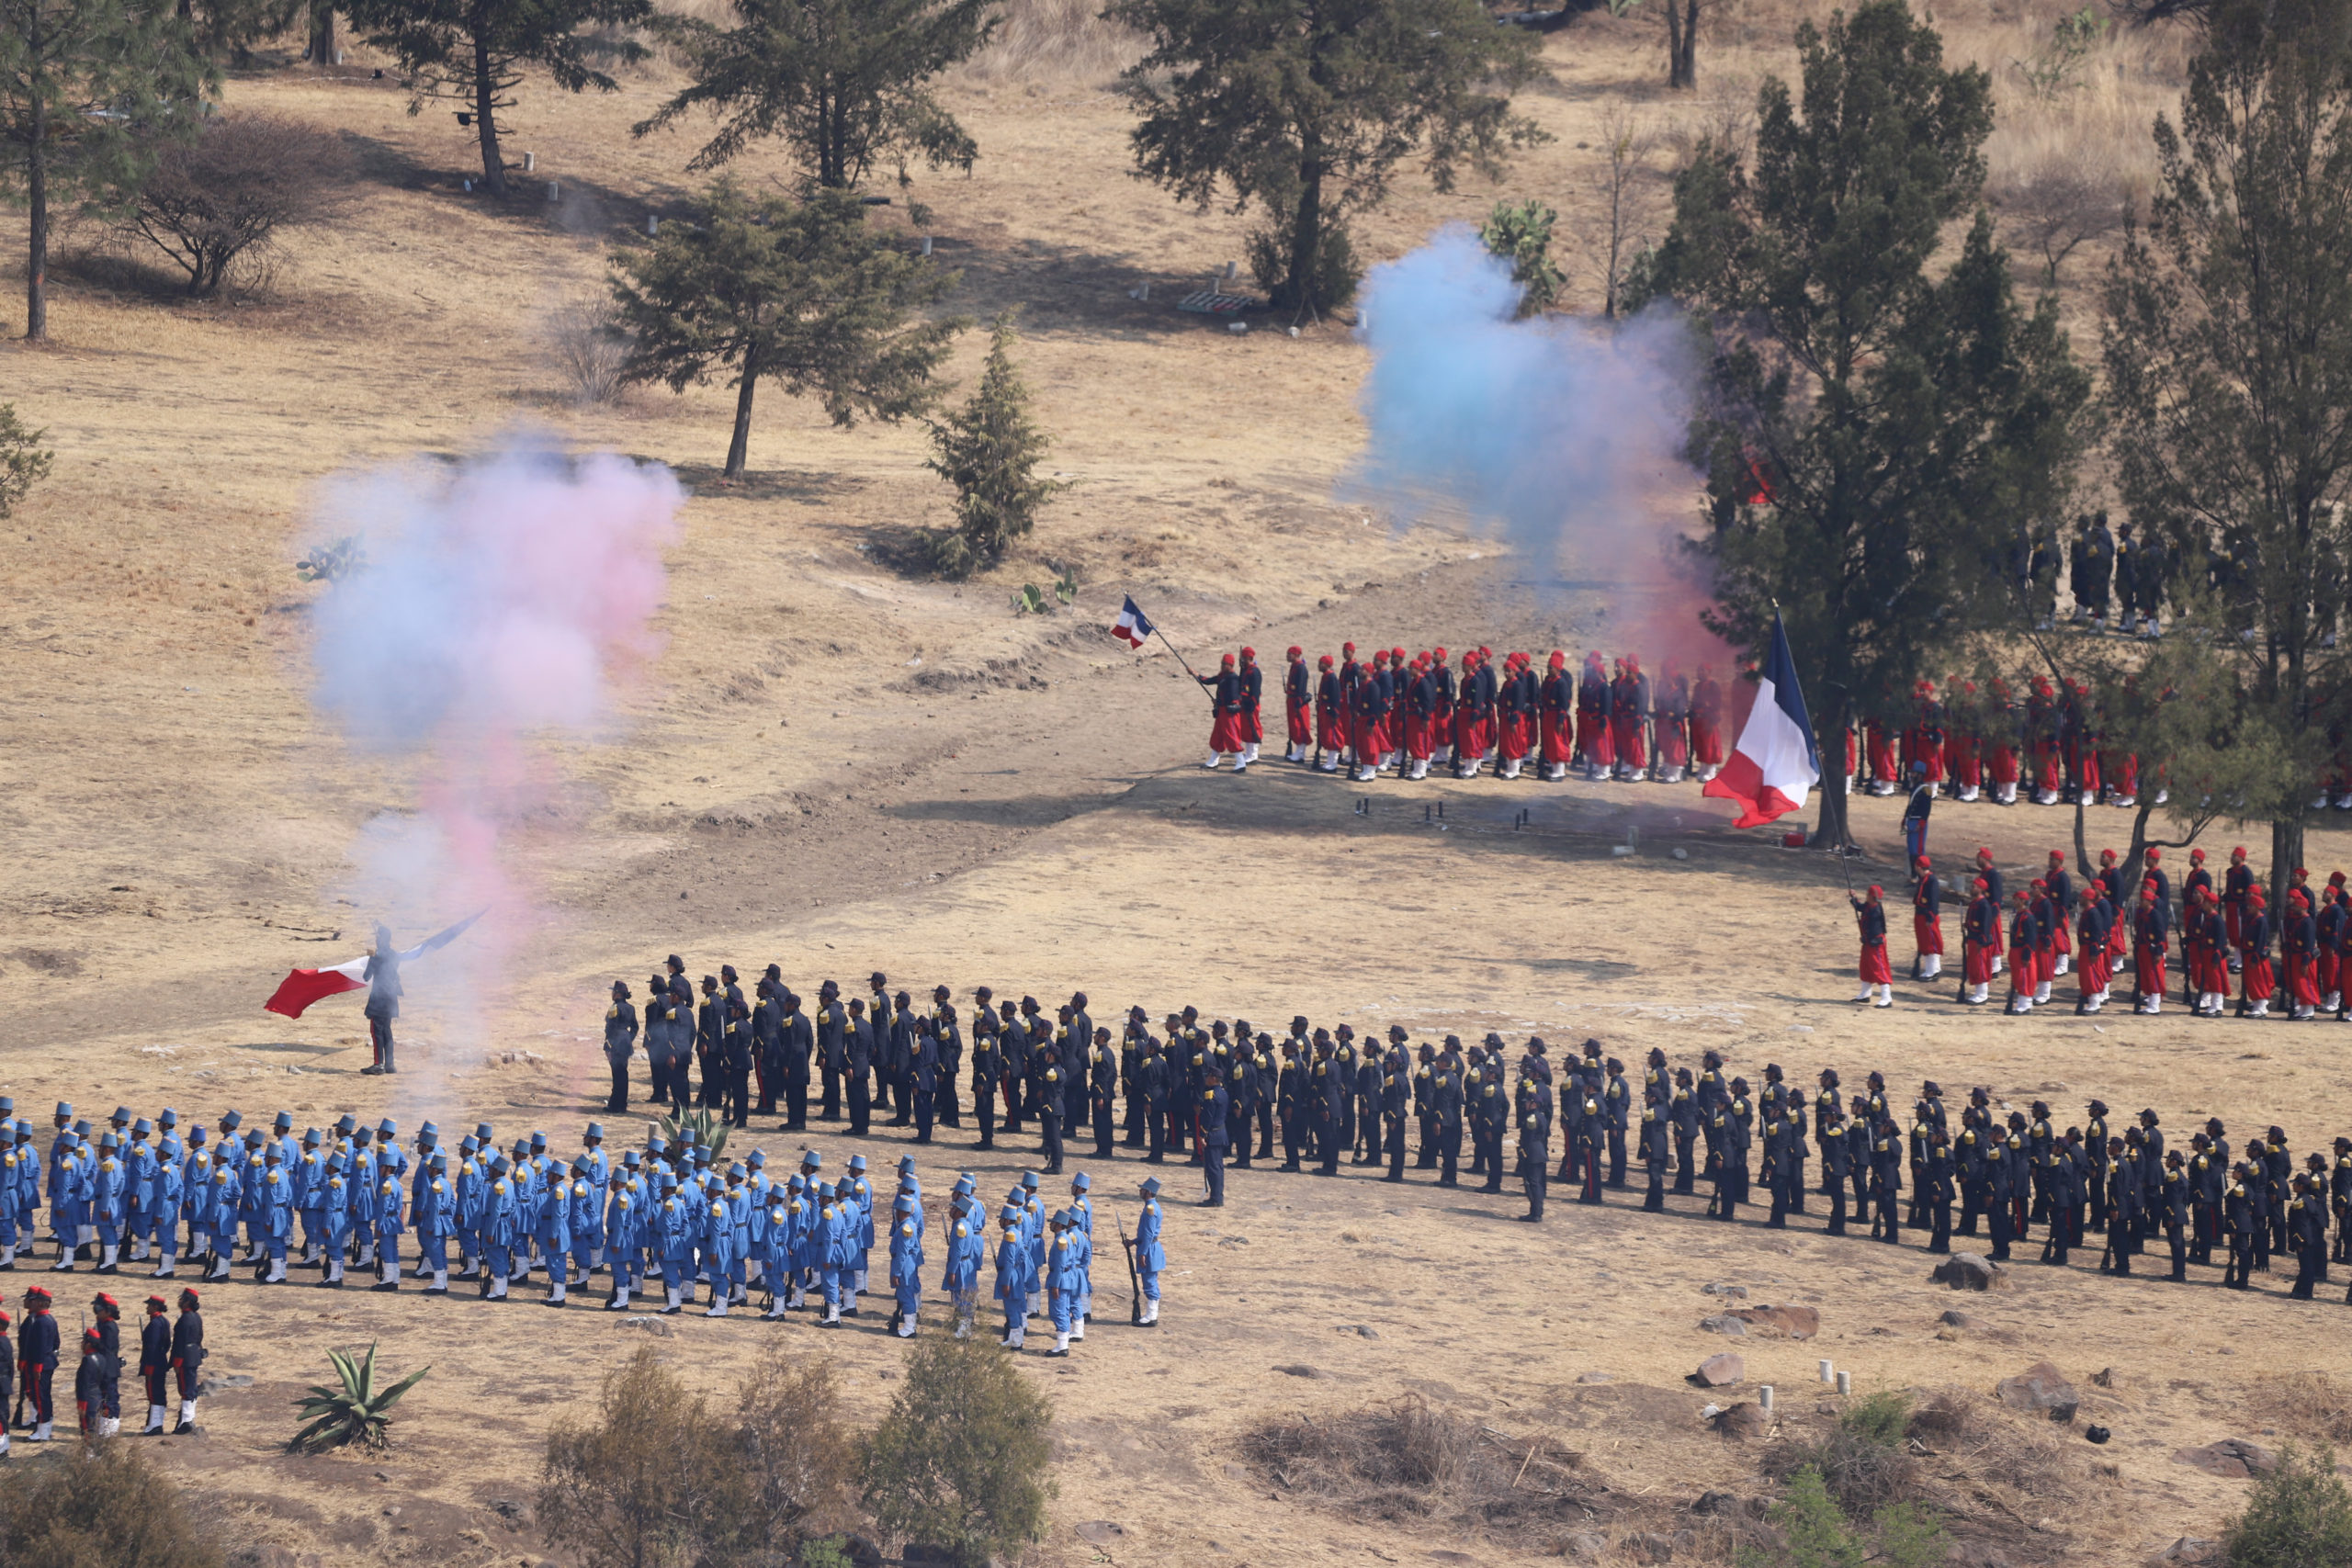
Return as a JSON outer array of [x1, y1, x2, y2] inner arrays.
[[262, 910, 485, 1019], [1110, 594, 1155, 650], [1703, 611, 1820, 829]]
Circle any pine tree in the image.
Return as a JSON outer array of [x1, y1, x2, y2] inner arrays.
[[632, 0, 993, 192], [0, 0, 213, 339], [343, 0, 650, 197], [1107, 0, 1544, 316], [926, 313, 1063, 578], [1634, 0, 2088, 851], [2100, 0, 2352, 907], [611, 180, 959, 479]]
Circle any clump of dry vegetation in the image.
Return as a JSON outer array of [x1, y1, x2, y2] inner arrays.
[[1765, 1386, 2126, 1564], [2252, 1371, 2352, 1448], [1240, 1396, 1619, 1537], [957, 0, 1142, 86]]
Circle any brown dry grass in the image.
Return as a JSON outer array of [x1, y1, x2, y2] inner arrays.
[[2251, 1371, 2352, 1449], [0, 6, 2339, 1568]]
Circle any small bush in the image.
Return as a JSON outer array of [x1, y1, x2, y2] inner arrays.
[[541, 1347, 849, 1568], [1479, 197, 1563, 315], [125, 114, 355, 298], [549, 296, 634, 404], [2224, 1444, 2352, 1568], [0, 403, 53, 520], [1747, 1465, 1946, 1568], [1766, 1391, 1920, 1519], [860, 1334, 1055, 1568], [0, 1438, 223, 1568]]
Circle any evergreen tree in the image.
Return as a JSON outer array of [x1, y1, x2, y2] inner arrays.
[[0, 403, 50, 516], [343, 0, 650, 197], [1635, 0, 2088, 849], [1106, 0, 1544, 316], [2101, 0, 2352, 906], [0, 0, 212, 339], [927, 313, 1064, 577], [632, 0, 992, 191], [611, 180, 959, 479]]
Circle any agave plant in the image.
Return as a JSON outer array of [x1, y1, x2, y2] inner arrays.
[[288, 1343, 430, 1454], [658, 1106, 729, 1161]]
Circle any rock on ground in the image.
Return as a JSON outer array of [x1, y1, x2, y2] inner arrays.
[[1996, 1360, 2081, 1423], [1693, 1352, 1746, 1387]]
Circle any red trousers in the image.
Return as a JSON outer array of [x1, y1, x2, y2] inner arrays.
[[2135, 944, 2165, 996], [1963, 941, 1994, 985], [1613, 715, 1647, 771], [2244, 958, 2276, 1003], [1500, 715, 1532, 761], [1287, 700, 1312, 746], [2288, 954, 2322, 1006], [2077, 948, 2110, 995], [1989, 745, 2019, 785], [1950, 735, 1981, 788], [1692, 718, 1724, 766], [1860, 945, 1893, 984], [1209, 712, 1246, 752], [1540, 713, 1572, 764], [1914, 913, 1944, 955]]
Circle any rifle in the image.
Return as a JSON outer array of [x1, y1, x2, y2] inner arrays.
[[1115, 1210, 1142, 1325]]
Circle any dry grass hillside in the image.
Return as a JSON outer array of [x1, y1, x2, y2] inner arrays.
[[3, 4, 2343, 1567]]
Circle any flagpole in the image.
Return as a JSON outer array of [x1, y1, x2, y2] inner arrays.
[[1153, 628, 1213, 698]]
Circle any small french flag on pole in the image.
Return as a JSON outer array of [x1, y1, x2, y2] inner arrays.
[[1111, 594, 1154, 650], [1703, 610, 1820, 829]]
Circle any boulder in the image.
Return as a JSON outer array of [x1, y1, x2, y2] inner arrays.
[[1691, 1491, 1742, 1517], [1701, 1282, 1751, 1299], [1272, 1364, 1327, 1379], [1699, 1314, 1748, 1337], [2144, 1538, 2220, 1566], [1634, 1531, 1678, 1563], [1711, 1403, 1771, 1440], [1932, 1253, 2010, 1292], [2173, 1440, 2278, 1480], [1562, 1531, 1608, 1562], [1939, 1310, 1980, 1329], [1731, 1304, 1820, 1340], [1693, 1353, 1746, 1388], [1996, 1361, 2081, 1423]]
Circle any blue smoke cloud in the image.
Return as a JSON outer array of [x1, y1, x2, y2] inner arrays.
[[1350, 226, 1700, 585]]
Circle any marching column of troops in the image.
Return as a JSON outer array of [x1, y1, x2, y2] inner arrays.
[[1863, 843, 2352, 1021], [1189, 648, 2275, 813]]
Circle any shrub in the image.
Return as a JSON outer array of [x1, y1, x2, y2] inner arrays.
[[1747, 1466, 1945, 1568], [927, 313, 1063, 580], [549, 295, 634, 404], [126, 114, 355, 298], [0, 1438, 223, 1568], [1479, 197, 1562, 315], [2224, 1444, 2352, 1568], [288, 1342, 431, 1453], [860, 1334, 1055, 1568], [0, 403, 53, 520], [540, 1346, 849, 1568], [1767, 1390, 1920, 1518]]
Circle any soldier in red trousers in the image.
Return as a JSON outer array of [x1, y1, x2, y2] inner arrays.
[[1540, 652, 1574, 782], [1314, 654, 1344, 773], [1690, 664, 1726, 783], [1283, 647, 1313, 765], [1198, 653, 1247, 772]]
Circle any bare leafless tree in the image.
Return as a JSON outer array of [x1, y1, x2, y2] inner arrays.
[[1589, 105, 1662, 316], [1995, 158, 2126, 283], [125, 114, 354, 298], [547, 295, 634, 403]]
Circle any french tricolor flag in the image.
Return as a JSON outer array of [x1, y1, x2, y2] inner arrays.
[[262, 910, 484, 1019], [1110, 594, 1154, 650], [1703, 611, 1819, 829]]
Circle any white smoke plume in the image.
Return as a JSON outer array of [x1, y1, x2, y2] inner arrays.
[[306, 438, 683, 1091]]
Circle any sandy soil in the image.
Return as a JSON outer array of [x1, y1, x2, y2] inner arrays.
[[0, 15, 2345, 1568]]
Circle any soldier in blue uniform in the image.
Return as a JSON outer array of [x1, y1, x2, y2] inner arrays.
[[1517, 1044, 1552, 1222], [1198, 1073, 1229, 1207], [1132, 1176, 1165, 1325], [888, 1193, 922, 1337]]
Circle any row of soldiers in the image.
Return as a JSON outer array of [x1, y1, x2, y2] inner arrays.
[[0, 1099, 1171, 1360], [1195, 646, 1736, 783], [3, 1023, 2341, 1358], [4, 1285, 207, 1448], [1890, 844, 2352, 1020]]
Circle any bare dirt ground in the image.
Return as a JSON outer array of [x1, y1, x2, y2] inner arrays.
[[1, 8, 2345, 1566]]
